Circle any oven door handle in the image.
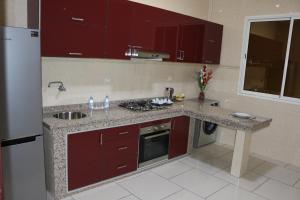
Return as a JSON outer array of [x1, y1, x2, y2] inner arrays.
[[144, 131, 170, 140]]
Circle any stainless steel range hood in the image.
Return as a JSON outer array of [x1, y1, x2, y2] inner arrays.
[[125, 46, 170, 61]]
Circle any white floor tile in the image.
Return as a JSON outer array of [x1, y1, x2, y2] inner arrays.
[[163, 190, 205, 200], [118, 172, 181, 200], [255, 180, 300, 200], [286, 164, 300, 173], [214, 170, 268, 191], [247, 157, 265, 171], [61, 197, 74, 200], [119, 195, 140, 200], [253, 162, 300, 185], [170, 169, 228, 198], [180, 156, 229, 175], [72, 183, 129, 200], [207, 185, 266, 200], [193, 144, 232, 159], [151, 161, 192, 179], [294, 180, 300, 189]]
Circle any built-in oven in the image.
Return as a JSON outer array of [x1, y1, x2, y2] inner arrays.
[[139, 122, 171, 167]]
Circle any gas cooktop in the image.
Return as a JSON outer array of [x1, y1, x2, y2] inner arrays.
[[119, 99, 171, 112]]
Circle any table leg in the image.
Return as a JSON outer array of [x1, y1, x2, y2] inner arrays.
[[230, 130, 252, 177]]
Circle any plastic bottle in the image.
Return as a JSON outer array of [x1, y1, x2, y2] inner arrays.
[[103, 95, 110, 111], [88, 96, 94, 110]]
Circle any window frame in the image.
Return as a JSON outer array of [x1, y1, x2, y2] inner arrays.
[[238, 14, 300, 105]]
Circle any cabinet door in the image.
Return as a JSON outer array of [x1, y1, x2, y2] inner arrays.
[[177, 18, 206, 63], [129, 2, 162, 51], [102, 125, 139, 180], [202, 22, 223, 64], [41, 0, 106, 58], [104, 0, 132, 59], [68, 131, 103, 190], [169, 116, 190, 159]]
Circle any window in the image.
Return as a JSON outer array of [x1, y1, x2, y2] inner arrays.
[[240, 16, 300, 104]]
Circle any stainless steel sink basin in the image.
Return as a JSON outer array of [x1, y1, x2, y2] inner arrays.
[[53, 112, 87, 120]]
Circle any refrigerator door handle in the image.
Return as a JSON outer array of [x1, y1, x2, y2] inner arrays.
[[1, 136, 38, 147]]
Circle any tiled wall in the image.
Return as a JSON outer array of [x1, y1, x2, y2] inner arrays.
[[42, 58, 200, 106]]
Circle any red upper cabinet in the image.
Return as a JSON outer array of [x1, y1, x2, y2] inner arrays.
[[41, 0, 107, 58], [68, 131, 103, 190], [177, 20, 206, 63], [104, 0, 132, 59], [201, 21, 223, 64], [169, 116, 190, 159], [41, 0, 223, 62], [128, 2, 163, 51]]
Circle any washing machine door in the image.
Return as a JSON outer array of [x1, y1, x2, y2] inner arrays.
[[203, 121, 217, 135]]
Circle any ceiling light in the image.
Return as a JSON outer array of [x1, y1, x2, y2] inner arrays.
[[275, 4, 280, 8]]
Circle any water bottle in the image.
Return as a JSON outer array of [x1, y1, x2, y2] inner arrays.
[[103, 95, 110, 111], [88, 96, 94, 110]]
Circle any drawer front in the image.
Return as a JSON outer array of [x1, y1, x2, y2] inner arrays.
[[105, 156, 138, 180], [103, 138, 138, 157], [101, 125, 139, 142], [140, 118, 171, 128]]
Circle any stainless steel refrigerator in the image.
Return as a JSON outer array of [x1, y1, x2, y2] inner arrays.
[[0, 27, 46, 200]]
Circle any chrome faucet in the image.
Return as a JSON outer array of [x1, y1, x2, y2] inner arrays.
[[48, 81, 66, 92]]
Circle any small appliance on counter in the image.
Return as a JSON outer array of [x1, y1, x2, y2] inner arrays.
[[193, 100, 219, 148], [165, 87, 174, 100]]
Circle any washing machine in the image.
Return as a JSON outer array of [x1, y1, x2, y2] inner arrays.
[[193, 101, 219, 148]]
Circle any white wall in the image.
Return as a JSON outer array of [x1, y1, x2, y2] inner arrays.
[[206, 0, 300, 167], [0, 0, 27, 27]]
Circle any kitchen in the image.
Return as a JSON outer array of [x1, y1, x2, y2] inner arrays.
[[1, 0, 300, 200]]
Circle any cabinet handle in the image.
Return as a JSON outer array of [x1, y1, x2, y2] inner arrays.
[[71, 17, 84, 22], [119, 132, 128, 135], [118, 146, 128, 151], [172, 119, 175, 131], [68, 52, 83, 56], [177, 50, 184, 61], [205, 60, 213, 64], [208, 39, 216, 43], [117, 165, 127, 170], [100, 133, 103, 146]]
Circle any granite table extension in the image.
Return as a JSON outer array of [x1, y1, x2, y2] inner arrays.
[[43, 99, 272, 200]]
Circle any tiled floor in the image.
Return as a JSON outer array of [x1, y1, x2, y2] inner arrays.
[[63, 144, 300, 200]]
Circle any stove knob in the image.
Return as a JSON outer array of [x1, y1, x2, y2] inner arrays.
[[153, 126, 159, 131]]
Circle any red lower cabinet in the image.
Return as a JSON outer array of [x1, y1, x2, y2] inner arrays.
[[169, 116, 190, 159], [101, 125, 139, 180], [67, 125, 139, 190], [68, 131, 103, 190]]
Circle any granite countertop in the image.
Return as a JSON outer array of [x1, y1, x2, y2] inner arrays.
[[43, 99, 272, 132]]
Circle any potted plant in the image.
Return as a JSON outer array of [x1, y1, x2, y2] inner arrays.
[[195, 65, 213, 101]]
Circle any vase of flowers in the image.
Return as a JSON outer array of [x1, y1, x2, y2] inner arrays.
[[195, 65, 213, 101]]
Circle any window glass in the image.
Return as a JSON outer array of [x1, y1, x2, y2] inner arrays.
[[243, 20, 290, 95], [284, 19, 300, 98]]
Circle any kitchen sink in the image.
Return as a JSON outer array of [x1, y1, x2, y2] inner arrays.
[[53, 112, 87, 120]]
